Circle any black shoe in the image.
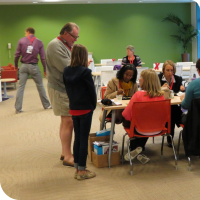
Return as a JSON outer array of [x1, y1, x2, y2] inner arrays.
[[167, 143, 172, 148]]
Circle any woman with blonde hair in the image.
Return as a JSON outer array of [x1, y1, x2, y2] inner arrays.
[[63, 44, 96, 180], [122, 69, 165, 163], [158, 60, 184, 147]]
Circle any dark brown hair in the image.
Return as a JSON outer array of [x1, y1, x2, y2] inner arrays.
[[26, 27, 35, 34], [70, 44, 88, 67], [196, 58, 200, 71]]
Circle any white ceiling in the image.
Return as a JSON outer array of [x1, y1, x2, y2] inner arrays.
[[0, 0, 196, 5]]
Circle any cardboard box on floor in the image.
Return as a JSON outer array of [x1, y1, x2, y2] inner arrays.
[[88, 133, 120, 168]]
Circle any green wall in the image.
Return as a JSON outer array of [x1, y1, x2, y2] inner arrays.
[[0, 3, 191, 75]]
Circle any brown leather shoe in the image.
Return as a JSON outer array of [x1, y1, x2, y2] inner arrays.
[[60, 155, 64, 161]]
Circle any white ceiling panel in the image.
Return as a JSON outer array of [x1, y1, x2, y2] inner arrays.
[[0, 0, 195, 5]]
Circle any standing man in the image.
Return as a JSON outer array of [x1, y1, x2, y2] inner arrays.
[[46, 22, 79, 166], [15, 27, 51, 113]]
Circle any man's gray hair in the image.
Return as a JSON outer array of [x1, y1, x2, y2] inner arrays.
[[60, 22, 79, 35], [126, 45, 134, 53]]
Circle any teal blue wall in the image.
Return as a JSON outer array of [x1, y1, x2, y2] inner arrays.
[[0, 3, 191, 75]]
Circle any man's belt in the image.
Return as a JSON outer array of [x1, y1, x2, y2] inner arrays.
[[21, 62, 37, 65]]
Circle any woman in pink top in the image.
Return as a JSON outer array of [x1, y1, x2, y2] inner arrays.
[[122, 69, 165, 159]]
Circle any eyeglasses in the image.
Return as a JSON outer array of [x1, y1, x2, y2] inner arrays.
[[68, 32, 79, 39]]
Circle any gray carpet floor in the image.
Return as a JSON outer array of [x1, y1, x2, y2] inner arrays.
[[1, 79, 200, 200]]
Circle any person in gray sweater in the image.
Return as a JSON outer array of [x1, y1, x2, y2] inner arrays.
[[46, 22, 79, 167]]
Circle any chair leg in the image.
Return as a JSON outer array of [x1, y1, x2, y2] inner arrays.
[[169, 135, 178, 170], [152, 137, 155, 144], [121, 133, 128, 164], [188, 157, 191, 171], [161, 136, 165, 157], [177, 130, 182, 160], [127, 139, 133, 175]]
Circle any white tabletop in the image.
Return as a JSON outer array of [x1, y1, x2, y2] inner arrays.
[[92, 72, 101, 76], [1, 78, 16, 82], [99, 96, 182, 110]]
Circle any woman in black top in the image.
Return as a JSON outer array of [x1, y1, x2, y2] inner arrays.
[[122, 45, 142, 67], [63, 44, 96, 180], [158, 60, 185, 147]]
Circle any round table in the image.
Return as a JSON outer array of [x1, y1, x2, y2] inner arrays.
[[1, 78, 16, 98]]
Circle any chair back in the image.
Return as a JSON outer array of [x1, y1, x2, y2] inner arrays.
[[88, 58, 95, 72], [95, 66, 113, 72], [175, 64, 183, 77], [101, 86, 107, 99], [153, 63, 164, 70], [101, 59, 113, 65], [129, 99, 171, 138], [189, 64, 199, 82], [106, 61, 121, 66], [177, 62, 194, 80], [101, 70, 117, 86], [136, 67, 149, 83]]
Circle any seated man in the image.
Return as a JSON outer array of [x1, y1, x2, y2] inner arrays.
[[180, 58, 200, 124]]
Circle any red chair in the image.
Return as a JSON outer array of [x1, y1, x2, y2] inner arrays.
[[1, 63, 18, 89], [101, 86, 111, 129], [121, 99, 178, 175], [101, 86, 107, 100]]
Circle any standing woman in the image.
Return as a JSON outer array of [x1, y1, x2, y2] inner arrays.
[[63, 44, 96, 180], [158, 60, 185, 147], [122, 45, 142, 67]]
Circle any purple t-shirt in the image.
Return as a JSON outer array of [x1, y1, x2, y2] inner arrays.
[[15, 35, 46, 72]]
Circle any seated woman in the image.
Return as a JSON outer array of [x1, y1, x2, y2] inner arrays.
[[180, 58, 200, 124], [158, 60, 185, 147], [100, 64, 138, 124], [122, 45, 142, 67], [122, 69, 165, 163]]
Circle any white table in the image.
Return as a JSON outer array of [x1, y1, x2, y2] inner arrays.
[[99, 96, 182, 168], [1, 78, 15, 98]]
